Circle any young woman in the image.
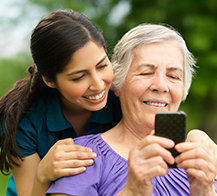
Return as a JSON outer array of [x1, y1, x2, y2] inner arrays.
[[0, 9, 121, 196]]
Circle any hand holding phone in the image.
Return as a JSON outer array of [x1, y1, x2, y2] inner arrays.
[[155, 111, 186, 168]]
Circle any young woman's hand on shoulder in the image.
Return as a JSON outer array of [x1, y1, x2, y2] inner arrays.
[[30, 138, 96, 196], [36, 138, 97, 183]]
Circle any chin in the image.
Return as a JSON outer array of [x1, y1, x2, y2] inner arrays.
[[90, 102, 107, 112]]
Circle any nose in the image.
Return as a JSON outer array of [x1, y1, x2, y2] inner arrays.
[[89, 72, 104, 91], [150, 73, 169, 94]]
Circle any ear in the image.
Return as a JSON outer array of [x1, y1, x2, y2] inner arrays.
[[42, 76, 56, 88], [114, 89, 120, 97]]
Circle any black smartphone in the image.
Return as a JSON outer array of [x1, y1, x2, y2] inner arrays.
[[155, 111, 186, 168]]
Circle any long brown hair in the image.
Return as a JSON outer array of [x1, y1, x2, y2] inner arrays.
[[0, 9, 106, 174]]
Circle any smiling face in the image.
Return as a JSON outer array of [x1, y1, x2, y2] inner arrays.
[[46, 41, 113, 112], [118, 41, 184, 134]]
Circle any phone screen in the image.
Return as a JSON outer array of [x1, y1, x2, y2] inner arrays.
[[155, 111, 186, 168]]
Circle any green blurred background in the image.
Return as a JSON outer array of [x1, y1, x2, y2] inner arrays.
[[1, 0, 217, 195]]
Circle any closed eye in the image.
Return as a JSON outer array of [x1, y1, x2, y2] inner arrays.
[[168, 75, 177, 79], [97, 64, 108, 70], [167, 68, 183, 80], [167, 74, 182, 80], [72, 74, 85, 81], [140, 72, 153, 76]]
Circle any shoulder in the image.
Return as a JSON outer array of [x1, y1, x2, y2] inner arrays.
[[47, 134, 128, 195], [73, 134, 114, 160], [74, 134, 127, 166], [74, 134, 103, 151], [23, 98, 47, 120], [22, 96, 60, 121]]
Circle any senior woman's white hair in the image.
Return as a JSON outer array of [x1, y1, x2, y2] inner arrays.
[[111, 23, 196, 101]]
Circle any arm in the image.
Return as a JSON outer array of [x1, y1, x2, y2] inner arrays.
[[12, 153, 40, 196], [175, 133, 217, 196], [12, 138, 96, 196]]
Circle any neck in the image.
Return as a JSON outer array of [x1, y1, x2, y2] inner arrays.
[[101, 119, 153, 159], [60, 101, 93, 137]]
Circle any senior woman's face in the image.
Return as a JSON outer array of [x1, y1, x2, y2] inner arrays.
[[118, 41, 184, 132]]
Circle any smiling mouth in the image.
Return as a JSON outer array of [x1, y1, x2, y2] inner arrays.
[[144, 101, 168, 107], [84, 90, 105, 100]]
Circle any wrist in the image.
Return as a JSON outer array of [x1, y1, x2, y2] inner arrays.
[[190, 184, 216, 196], [35, 164, 51, 185]]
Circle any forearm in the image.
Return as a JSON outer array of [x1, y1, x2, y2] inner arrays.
[[31, 175, 51, 196], [30, 158, 53, 196]]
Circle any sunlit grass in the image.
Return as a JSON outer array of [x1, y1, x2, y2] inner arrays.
[[0, 171, 10, 195]]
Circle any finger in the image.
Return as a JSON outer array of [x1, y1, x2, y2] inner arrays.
[[177, 158, 206, 170], [54, 150, 97, 162], [175, 146, 206, 163], [142, 156, 169, 174], [138, 143, 175, 165], [63, 144, 94, 153], [54, 159, 95, 169], [54, 167, 87, 177], [129, 156, 169, 181], [137, 135, 174, 150], [176, 158, 216, 179], [55, 139, 94, 152], [184, 167, 215, 183], [175, 142, 202, 153], [185, 168, 207, 181], [175, 144, 214, 166], [65, 151, 97, 160]]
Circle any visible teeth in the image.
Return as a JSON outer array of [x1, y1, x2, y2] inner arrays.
[[145, 102, 167, 107], [85, 91, 105, 100]]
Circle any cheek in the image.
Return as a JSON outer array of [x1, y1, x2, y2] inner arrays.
[[130, 78, 148, 97], [104, 66, 114, 83], [59, 82, 87, 98], [172, 84, 183, 105]]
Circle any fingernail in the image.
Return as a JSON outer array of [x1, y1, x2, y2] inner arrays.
[[92, 153, 97, 158], [175, 156, 179, 163], [89, 160, 94, 164]]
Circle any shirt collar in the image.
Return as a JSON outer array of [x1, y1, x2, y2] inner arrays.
[[46, 93, 114, 132]]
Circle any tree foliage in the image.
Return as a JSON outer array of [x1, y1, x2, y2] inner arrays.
[[1, 0, 217, 140], [0, 53, 31, 97]]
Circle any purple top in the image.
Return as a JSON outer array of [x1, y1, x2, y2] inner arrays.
[[46, 134, 217, 196]]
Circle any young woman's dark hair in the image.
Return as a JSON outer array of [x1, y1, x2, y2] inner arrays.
[[0, 9, 106, 174]]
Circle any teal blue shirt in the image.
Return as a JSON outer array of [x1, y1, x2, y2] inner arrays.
[[6, 90, 122, 196]]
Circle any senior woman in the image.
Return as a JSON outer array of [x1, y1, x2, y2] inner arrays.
[[46, 24, 217, 196]]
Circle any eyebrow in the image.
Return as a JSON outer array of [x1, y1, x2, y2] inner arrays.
[[167, 67, 183, 72], [138, 63, 156, 69], [138, 63, 183, 72], [66, 55, 107, 76]]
